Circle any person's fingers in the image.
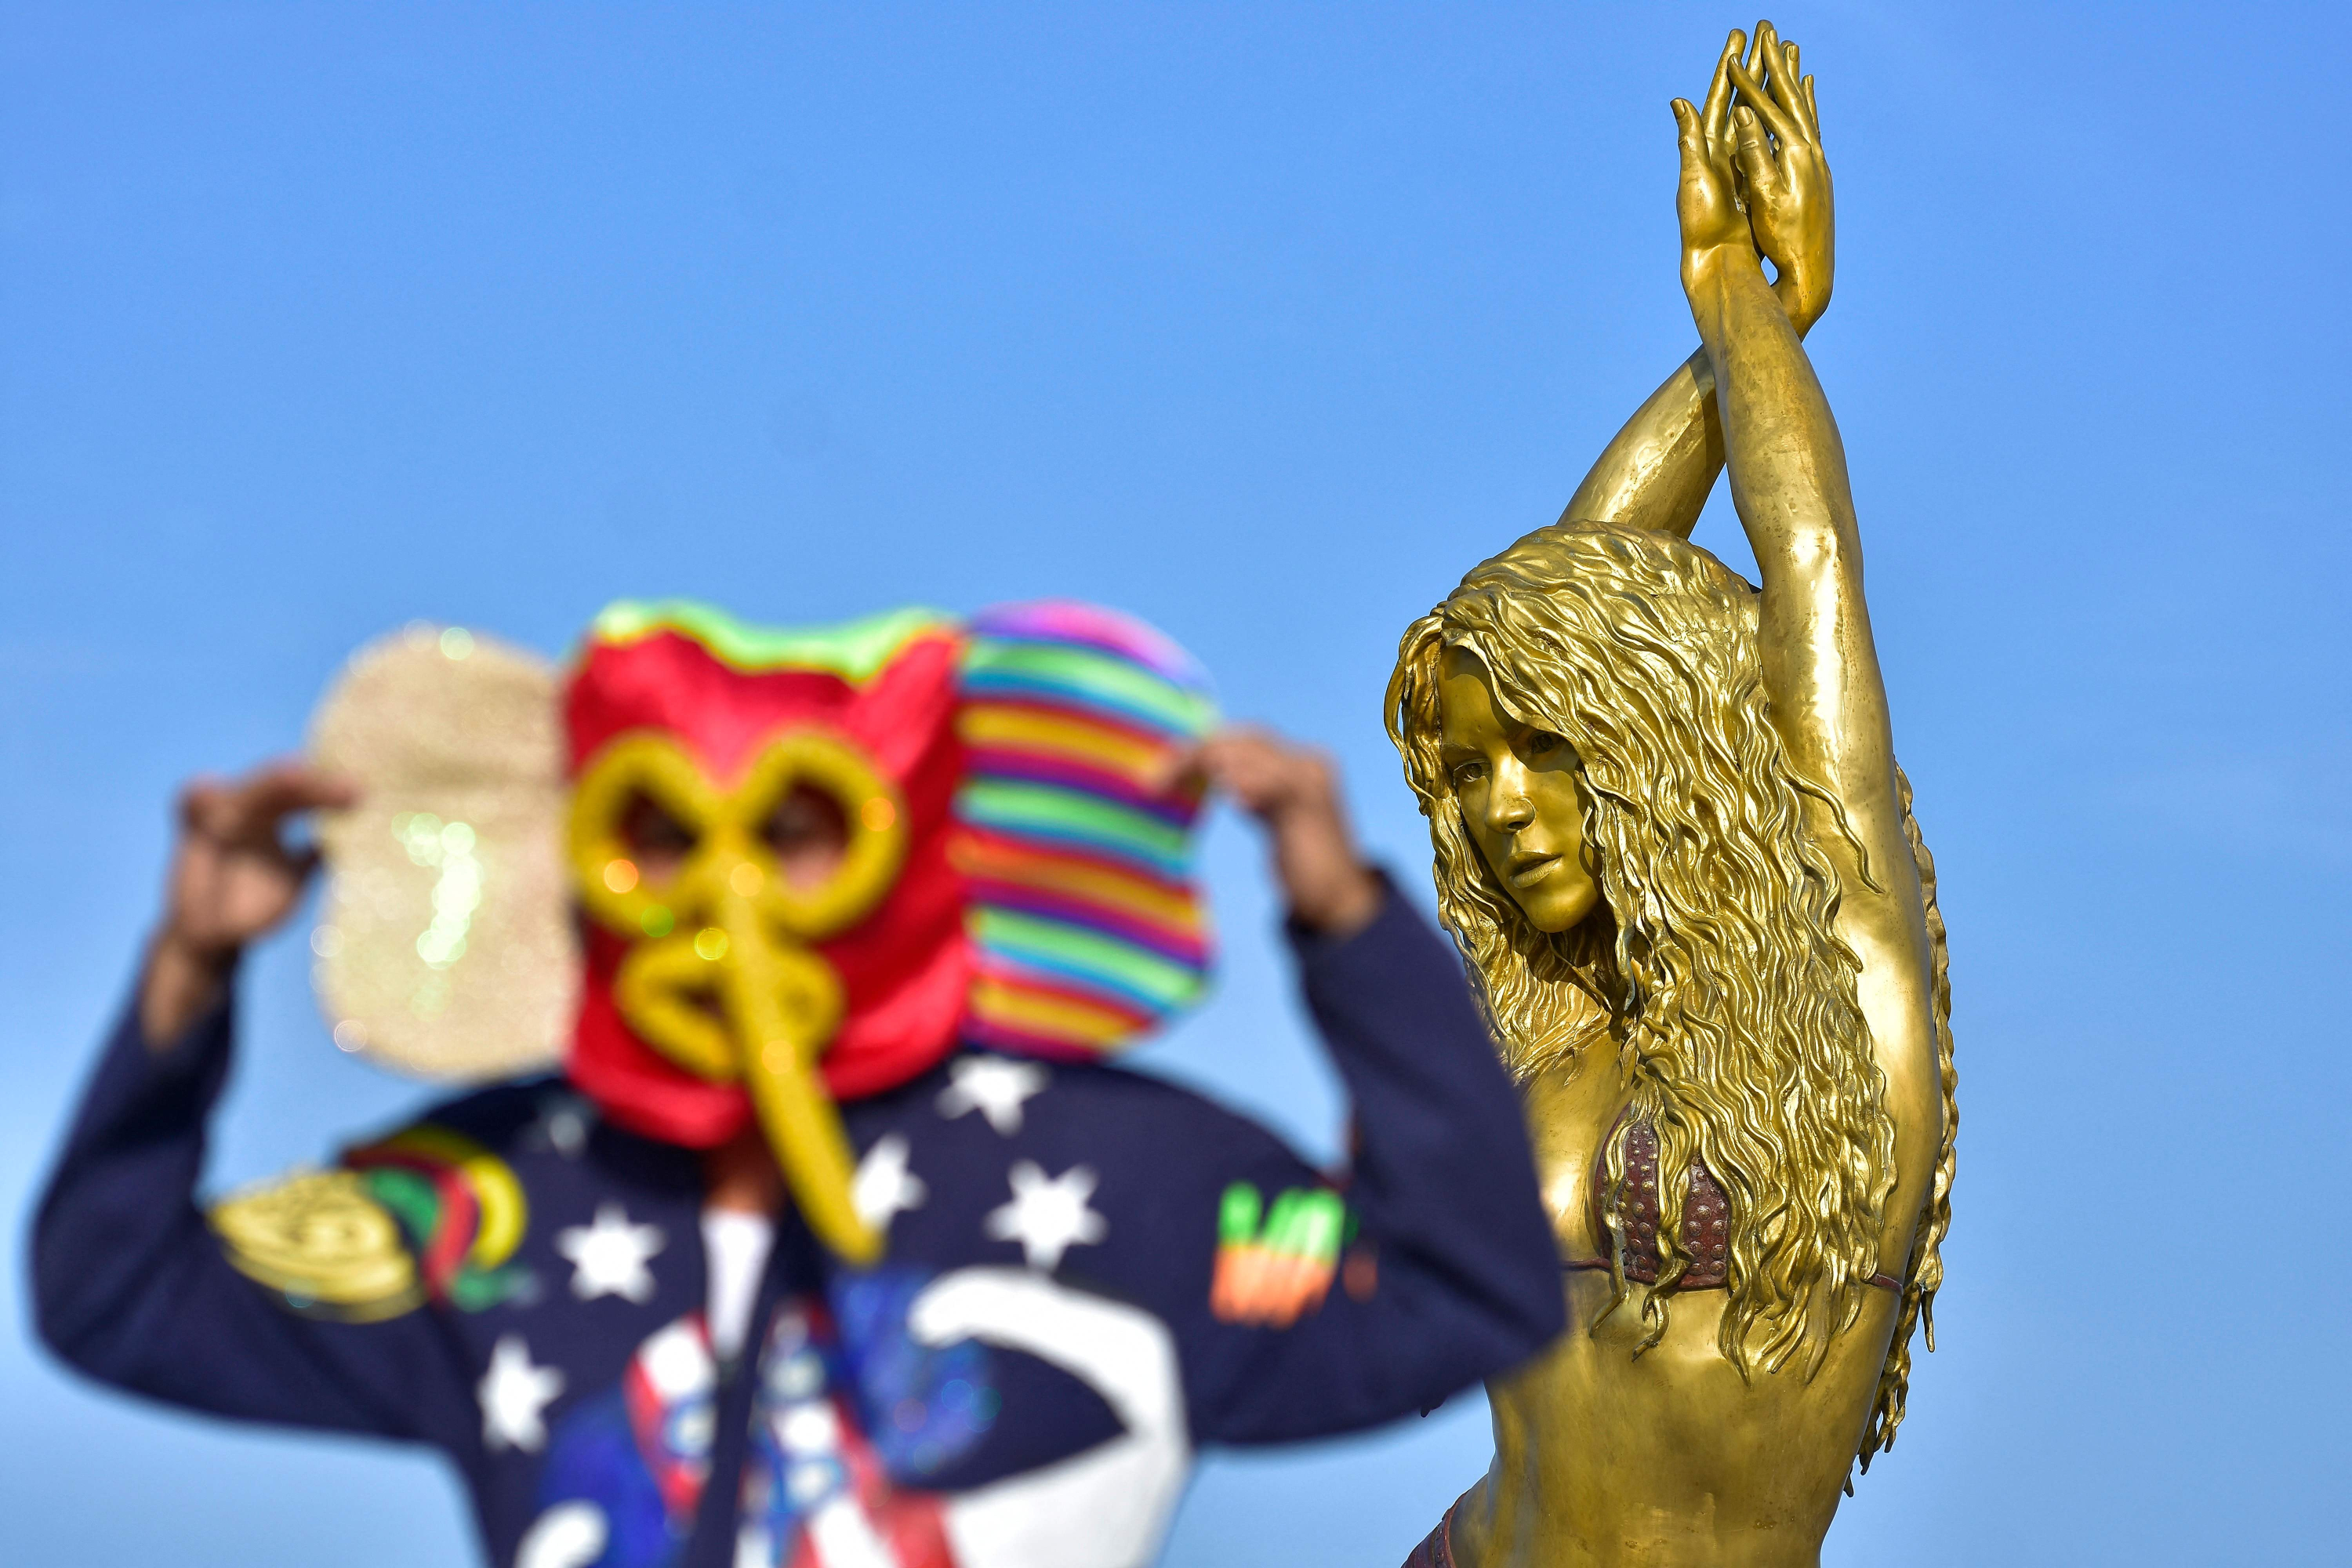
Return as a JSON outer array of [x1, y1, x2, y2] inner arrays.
[[181, 762, 354, 852], [177, 778, 230, 836], [1712, 114, 1744, 184], [1214, 773, 1286, 818], [1152, 739, 1210, 795], [1803, 74, 1820, 139], [1199, 729, 1345, 826], [1726, 56, 1802, 149], [234, 763, 360, 833], [1193, 729, 1290, 809], [1765, 38, 1800, 121], [1672, 96, 1707, 161], [1698, 30, 1743, 146], [1732, 106, 1781, 193], [1200, 723, 1284, 754], [1203, 761, 1276, 813], [1772, 40, 1817, 142], [1192, 728, 1272, 782], [1746, 18, 1776, 115]]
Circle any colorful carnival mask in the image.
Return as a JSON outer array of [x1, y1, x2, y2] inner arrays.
[[308, 601, 1216, 1263]]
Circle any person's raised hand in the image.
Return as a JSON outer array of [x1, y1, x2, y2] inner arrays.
[[140, 760, 358, 1045], [1191, 728, 1381, 938], [1671, 31, 1760, 299], [1728, 20, 1833, 330]]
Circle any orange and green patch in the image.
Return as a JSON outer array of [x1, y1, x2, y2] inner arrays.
[[1211, 1181, 1356, 1327]]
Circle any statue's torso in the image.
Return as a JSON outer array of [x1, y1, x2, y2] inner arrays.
[[1448, 1044, 1918, 1568]]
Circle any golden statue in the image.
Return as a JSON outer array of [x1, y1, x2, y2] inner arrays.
[[1387, 24, 1956, 1566]]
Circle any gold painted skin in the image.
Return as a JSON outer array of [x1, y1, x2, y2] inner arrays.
[[1408, 27, 1950, 1567]]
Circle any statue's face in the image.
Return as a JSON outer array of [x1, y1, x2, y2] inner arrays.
[[1437, 648, 1601, 934]]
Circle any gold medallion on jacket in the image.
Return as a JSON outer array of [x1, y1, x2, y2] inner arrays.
[[209, 1169, 423, 1322]]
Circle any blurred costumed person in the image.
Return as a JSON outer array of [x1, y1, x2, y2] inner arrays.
[[34, 597, 1563, 1568]]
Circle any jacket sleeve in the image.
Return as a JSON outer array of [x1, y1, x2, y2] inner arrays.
[[1185, 875, 1566, 1445], [30, 985, 481, 1449]]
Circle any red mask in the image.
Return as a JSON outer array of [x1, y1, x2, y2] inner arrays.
[[559, 601, 1214, 1261]]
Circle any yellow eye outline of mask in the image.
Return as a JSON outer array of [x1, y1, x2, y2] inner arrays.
[[567, 729, 908, 1263]]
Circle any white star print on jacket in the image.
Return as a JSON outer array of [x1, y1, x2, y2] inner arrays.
[[478, 1334, 564, 1453], [555, 1203, 666, 1303], [851, 1133, 928, 1231], [935, 1056, 1048, 1136], [984, 1161, 1106, 1271]]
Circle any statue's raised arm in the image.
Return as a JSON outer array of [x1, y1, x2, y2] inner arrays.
[[1675, 38, 1947, 1290], [1674, 44, 1915, 938]]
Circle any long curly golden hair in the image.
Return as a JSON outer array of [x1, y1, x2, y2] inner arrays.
[[1387, 521, 1954, 1462]]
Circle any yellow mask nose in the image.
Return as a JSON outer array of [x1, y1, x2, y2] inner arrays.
[[568, 730, 908, 1263]]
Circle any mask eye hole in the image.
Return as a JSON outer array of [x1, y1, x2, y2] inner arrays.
[[762, 784, 850, 891], [621, 793, 699, 880]]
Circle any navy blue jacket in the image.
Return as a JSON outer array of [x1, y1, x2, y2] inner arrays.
[[33, 885, 1562, 1568]]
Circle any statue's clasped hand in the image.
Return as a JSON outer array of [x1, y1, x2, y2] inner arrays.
[[1673, 22, 1833, 330]]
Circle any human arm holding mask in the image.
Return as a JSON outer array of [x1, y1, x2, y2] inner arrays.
[[32, 761, 485, 1446]]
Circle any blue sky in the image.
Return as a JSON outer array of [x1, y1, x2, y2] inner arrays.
[[3, 3, 2346, 1563]]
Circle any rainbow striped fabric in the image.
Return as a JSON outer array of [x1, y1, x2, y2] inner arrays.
[[952, 601, 1218, 1061]]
